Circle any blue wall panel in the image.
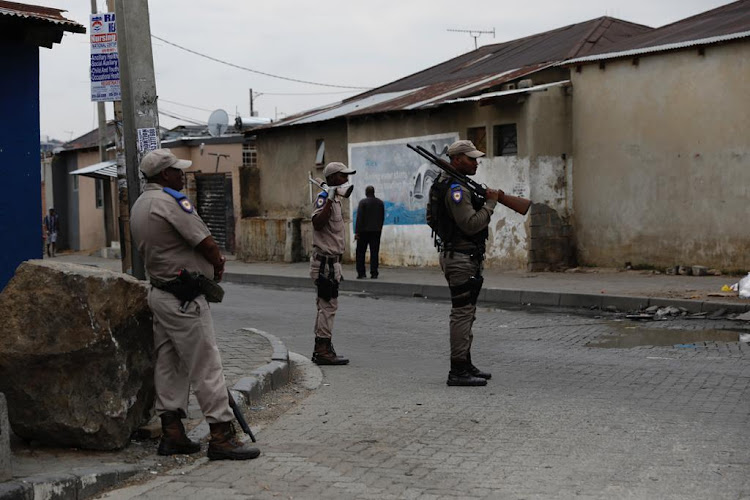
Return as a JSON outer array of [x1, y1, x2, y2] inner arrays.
[[0, 40, 41, 289]]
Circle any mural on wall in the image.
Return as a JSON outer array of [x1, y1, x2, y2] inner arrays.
[[348, 133, 458, 225]]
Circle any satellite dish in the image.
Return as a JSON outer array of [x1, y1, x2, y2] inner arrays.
[[207, 109, 229, 137]]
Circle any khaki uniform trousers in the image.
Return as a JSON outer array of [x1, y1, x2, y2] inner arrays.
[[309, 256, 342, 339], [148, 287, 234, 424], [439, 252, 482, 362]]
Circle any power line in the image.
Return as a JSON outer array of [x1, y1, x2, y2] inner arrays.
[[260, 90, 360, 96], [158, 107, 204, 126], [151, 34, 372, 90], [159, 98, 214, 112]]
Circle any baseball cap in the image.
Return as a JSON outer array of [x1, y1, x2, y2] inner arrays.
[[140, 148, 192, 178], [447, 140, 485, 158], [323, 161, 356, 178]]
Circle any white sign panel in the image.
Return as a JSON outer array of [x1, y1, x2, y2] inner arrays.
[[90, 12, 121, 102]]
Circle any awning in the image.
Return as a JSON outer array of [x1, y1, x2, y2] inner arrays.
[[69, 161, 118, 179]]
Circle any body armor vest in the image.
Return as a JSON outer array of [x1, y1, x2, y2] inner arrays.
[[427, 177, 488, 253]]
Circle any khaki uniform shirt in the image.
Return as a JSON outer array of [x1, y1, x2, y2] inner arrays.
[[441, 175, 498, 251], [130, 183, 214, 280], [311, 192, 346, 255]]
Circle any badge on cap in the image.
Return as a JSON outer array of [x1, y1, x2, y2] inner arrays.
[[451, 184, 463, 204]]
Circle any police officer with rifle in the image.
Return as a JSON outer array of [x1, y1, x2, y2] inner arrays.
[[412, 140, 530, 386]]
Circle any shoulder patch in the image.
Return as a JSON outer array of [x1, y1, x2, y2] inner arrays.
[[314, 191, 328, 208], [163, 187, 194, 213], [450, 184, 463, 204]]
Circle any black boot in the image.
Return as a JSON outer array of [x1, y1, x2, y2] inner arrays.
[[312, 337, 349, 365], [467, 353, 492, 380], [207, 421, 261, 460], [157, 411, 201, 456], [447, 360, 487, 386]]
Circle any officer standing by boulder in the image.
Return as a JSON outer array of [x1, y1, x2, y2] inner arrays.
[[130, 148, 259, 460], [310, 161, 356, 365], [427, 140, 500, 387]]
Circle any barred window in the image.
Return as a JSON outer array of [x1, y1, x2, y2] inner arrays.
[[493, 124, 518, 156], [242, 145, 257, 167]]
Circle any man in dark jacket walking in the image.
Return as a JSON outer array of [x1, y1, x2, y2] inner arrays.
[[354, 186, 385, 279]]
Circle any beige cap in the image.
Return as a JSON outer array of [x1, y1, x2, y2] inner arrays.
[[323, 161, 356, 178], [447, 140, 485, 158], [140, 148, 192, 178]]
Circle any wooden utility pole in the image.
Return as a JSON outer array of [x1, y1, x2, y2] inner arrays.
[[115, 0, 160, 280]]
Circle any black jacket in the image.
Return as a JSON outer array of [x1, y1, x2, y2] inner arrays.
[[355, 196, 385, 233]]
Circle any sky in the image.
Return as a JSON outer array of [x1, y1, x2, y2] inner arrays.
[[38, 0, 731, 142]]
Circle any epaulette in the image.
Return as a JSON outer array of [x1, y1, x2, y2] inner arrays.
[[163, 187, 194, 213]]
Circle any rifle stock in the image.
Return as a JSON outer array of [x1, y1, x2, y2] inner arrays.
[[406, 144, 531, 216]]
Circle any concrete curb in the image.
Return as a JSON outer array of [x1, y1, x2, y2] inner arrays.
[[225, 272, 750, 315], [0, 330, 293, 500]]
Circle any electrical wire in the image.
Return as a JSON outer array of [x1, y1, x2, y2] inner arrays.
[[158, 108, 205, 126], [151, 34, 372, 90], [159, 99, 214, 112]]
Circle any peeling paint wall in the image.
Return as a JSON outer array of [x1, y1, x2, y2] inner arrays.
[[571, 41, 750, 269]]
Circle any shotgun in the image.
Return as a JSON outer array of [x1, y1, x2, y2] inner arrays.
[[406, 144, 531, 216], [227, 388, 256, 442]]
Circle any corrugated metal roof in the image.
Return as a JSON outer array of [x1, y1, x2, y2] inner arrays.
[[566, 0, 750, 64], [0, 1, 85, 32], [69, 161, 118, 179], [443, 80, 571, 104], [258, 16, 651, 131]]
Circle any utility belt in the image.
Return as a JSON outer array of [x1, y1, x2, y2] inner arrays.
[[313, 253, 341, 301], [150, 269, 225, 308], [441, 246, 485, 263]]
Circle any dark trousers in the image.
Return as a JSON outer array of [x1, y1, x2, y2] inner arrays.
[[356, 231, 381, 277]]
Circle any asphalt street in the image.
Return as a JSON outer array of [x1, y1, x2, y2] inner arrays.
[[100, 283, 750, 499]]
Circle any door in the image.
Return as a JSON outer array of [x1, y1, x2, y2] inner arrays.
[[195, 173, 235, 253]]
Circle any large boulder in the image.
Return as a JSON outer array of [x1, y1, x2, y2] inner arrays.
[[0, 260, 154, 450]]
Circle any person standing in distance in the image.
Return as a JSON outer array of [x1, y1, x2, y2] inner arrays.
[[426, 140, 501, 387], [354, 185, 385, 279], [310, 161, 356, 365], [44, 207, 60, 257], [130, 148, 260, 460]]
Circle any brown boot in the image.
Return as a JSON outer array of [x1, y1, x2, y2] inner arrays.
[[157, 411, 201, 456], [312, 337, 349, 365], [207, 421, 261, 460]]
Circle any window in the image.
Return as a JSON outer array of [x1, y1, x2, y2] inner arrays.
[[467, 126, 487, 153], [242, 144, 257, 167], [315, 139, 325, 166], [493, 124, 518, 156], [95, 179, 104, 208]]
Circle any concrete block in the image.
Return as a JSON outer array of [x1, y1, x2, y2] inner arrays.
[[0, 481, 32, 500], [22, 473, 79, 500], [233, 375, 263, 406], [0, 393, 10, 482], [421, 285, 451, 300], [692, 266, 708, 276], [701, 301, 750, 314], [73, 466, 120, 499]]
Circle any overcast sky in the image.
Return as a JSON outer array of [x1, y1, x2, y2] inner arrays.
[[38, 0, 730, 141]]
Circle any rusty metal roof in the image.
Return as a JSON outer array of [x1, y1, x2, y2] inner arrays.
[[0, 1, 85, 32], [567, 0, 750, 64], [259, 17, 651, 131]]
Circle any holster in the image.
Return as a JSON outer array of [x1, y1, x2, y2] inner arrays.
[[449, 274, 484, 308], [151, 270, 224, 304], [315, 255, 339, 301]]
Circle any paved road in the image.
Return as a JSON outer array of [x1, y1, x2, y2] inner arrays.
[[101, 283, 750, 499]]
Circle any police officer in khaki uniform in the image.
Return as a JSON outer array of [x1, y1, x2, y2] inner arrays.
[[427, 140, 501, 387], [310, 161, 356, 365], [130, 148, 259, 460]]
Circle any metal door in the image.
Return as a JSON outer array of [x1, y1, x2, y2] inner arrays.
[[195, 173, 234, 253]]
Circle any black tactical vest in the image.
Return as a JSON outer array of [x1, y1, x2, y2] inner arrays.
[[427, 177, 488, 253]]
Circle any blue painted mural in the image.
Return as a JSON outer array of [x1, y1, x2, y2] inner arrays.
[[349, 133, 458, 226]]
